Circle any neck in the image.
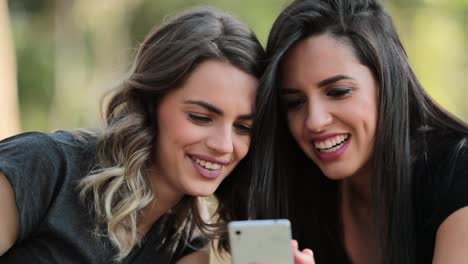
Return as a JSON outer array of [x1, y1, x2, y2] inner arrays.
[[341, 175, 371, 208], [137, 167, 185, 235], [340, 169, 382, 264], [339, 166, 374, 226], [341, 161, 374, 208]]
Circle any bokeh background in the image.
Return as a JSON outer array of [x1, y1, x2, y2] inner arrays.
[[1, 0, 467, 137], [0, 0, 466, 263]]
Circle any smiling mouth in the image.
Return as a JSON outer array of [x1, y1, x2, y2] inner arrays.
[[189, 155, 226, 179], [193, 158, 223, 170], [314, 134, 350, 153]]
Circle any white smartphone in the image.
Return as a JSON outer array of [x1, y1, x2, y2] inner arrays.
[[228, 219, 294, 264]]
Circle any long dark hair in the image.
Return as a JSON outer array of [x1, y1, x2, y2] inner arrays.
[[80, 6, 264, 260], [249, 0, 468, 263]]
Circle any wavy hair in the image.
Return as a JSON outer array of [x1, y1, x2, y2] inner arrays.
[[79, 6, 264, 261], [250, 0, 468, 264]]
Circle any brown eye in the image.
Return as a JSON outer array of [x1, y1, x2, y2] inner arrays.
[[282, 97, 306, 112], [234, 123, 251, 135], [326, 87, 353, 98], [188, 113, 212, 124]]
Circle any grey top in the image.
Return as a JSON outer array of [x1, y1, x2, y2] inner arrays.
[[0, 131, 204, 264]]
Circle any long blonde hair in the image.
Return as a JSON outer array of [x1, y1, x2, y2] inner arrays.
[[79, 6, 265, 261]]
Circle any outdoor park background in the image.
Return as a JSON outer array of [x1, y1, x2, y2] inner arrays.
[[1, 0, 467, 138], [0, 0, 467, 262]]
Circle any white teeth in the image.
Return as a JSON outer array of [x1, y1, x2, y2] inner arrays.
[[319, 141, 327, 149], [314, 134, 349, 152], [194, 158, 222, 170], [322, 144, 341, 153]]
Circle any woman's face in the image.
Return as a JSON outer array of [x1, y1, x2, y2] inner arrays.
[[152, 60, 258, 197], [280, 34, 378, 180]]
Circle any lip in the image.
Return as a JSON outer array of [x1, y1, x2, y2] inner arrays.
[[311, 134, 351, 162], [310, 132, 349, 142], [190, 158, 223, 179], [189, 153, 230, 165], [188, 153, 229, 180]]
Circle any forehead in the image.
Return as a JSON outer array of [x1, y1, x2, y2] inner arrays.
[[281, 34, 363, 84], [166, 60, 258, 112]]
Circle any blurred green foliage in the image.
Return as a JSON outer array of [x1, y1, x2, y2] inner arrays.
[[6, 0, 468, 131]]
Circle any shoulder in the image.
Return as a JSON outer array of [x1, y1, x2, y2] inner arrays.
[[0, 131, 59, 151], [0, 132, 66, 175], [413, 130, 468, 227], [413, 130, 467, 175], [0, 130, 97, 154], [0, 130, 98, 192], [433, 205, 468, 263], [429, 132, 467, 178], [47, 130, 98, 158], [0, 131, 99, 243]]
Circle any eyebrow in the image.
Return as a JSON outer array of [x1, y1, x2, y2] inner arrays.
[[183, 100, 254, 120], [184, 100, 222, 114], [318, 74, 355, 87], [281, 74, 355, 94]]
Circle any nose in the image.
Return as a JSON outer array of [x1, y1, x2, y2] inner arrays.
[[206, 125, 234, 154], [304, 100, 332, 133]]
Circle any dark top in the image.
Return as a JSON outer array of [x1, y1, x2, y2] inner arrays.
[[0, 131, 205, 264], [292, 132, 468, 263], [412, 133, 468, 262]]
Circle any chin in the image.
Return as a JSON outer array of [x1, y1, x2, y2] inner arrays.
[[188, 192, 214, 198], [321, 169, 351, 181], [186, 187, 217, 197]]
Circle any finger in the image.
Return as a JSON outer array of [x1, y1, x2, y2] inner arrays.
[[302, 248, 314, 256], [291, 239, 299, 249], [294, 249, 316, 264]]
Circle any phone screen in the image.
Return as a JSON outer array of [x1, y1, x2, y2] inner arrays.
[[228, 219, 294, 264]]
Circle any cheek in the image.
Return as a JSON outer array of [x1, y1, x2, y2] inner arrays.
[[235, 137, 251, 160], [355, 96, 378, 137], [174, 126, 206, 147], [160, 114, 201, 146], [363, 84, 379, 133], [287, 112, 304, 139]]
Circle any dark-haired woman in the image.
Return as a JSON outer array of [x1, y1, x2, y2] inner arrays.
[[250, 0, 468, 263], [0, 7, 264, 263]]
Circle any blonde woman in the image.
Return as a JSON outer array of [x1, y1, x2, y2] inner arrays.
[[0, 7, 264, 263]]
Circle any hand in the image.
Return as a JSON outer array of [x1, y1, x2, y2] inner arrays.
[[292, 240, 315, 264]]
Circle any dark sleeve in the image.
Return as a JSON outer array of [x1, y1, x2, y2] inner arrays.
[[0, 132, 66, 242], [432, 139, 468, 229]]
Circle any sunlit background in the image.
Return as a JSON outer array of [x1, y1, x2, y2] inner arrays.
[[2, 0, 467, 136]]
